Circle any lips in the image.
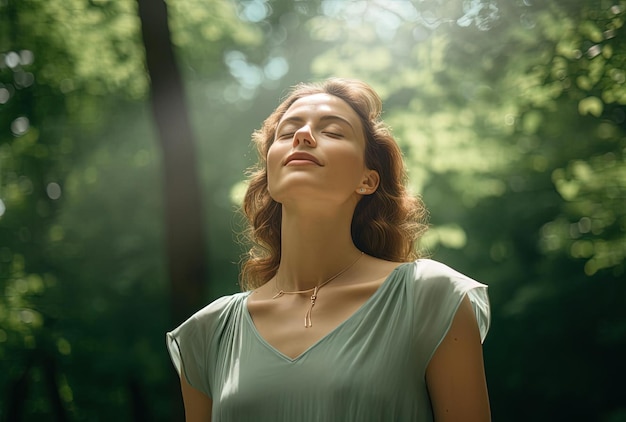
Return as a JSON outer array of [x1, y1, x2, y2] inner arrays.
[[284, 152, 322, 166]]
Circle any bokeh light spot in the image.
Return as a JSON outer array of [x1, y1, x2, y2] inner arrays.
[[20, 309, 35, 324], [578, 217, 592, 234], [578, 96, 603, 117], [46, 182, 62, 200], [264, 56, 289, 80], [14, 71, 35, 88], [586, 44, 602, 59], [5, 51, 19, 68], [11, 116, 30, 136], [57, 338, 72, 355], [238, 0, 270, 23], [609, 68, 625, 84], [0, 86, 10, 104], [520, 13, 536, 29], [19, 49, 34, 65]]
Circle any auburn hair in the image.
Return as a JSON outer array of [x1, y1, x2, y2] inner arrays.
[[240, 78, 428, 290]]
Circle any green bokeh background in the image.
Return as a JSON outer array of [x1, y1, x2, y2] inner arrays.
[[1, 0, 624, 420]]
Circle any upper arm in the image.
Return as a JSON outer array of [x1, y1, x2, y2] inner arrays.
[[180, 373, 213, 422], [425, 295, 491, 422]]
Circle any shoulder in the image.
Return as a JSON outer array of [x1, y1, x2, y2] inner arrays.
[[167, 292, 248, 342], [403, 259, 486, 299], [166, 293, 248, 375], [184, 292, 249, 329], [403, 259, 490, 343], [410, 259, 484, 287], [166, 293, 248, 398]]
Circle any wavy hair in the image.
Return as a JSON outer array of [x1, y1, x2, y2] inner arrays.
[[240, 78, 428, 290]]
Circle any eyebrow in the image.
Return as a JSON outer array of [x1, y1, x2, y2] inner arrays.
[[277, 115, 356, 132]]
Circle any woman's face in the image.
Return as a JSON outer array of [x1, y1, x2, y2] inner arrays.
[[267, 93, 376, 207]]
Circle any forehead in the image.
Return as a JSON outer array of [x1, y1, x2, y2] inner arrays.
[[280, 93, 361, 126]]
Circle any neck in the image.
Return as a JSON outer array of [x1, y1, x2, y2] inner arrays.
[[274, 204, 362, 291]]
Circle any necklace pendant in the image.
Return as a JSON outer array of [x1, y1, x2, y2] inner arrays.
[[310, 286, 319, 305], [273, 252, 364, 329]]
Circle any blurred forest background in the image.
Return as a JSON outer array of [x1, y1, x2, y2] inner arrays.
[[1, 0, 624, 420]]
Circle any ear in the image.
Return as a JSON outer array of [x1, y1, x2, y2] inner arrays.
[[356, 169, 380, 195]]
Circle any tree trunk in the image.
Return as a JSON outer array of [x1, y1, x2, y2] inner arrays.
[[41, 355, 68, 422], [135, 0, 208, 418], [134, 0, 207, 324], [5, 359, 32, 421]]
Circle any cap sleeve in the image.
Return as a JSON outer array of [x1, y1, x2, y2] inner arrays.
[[408, 259, 491, 369], [166, 295, 233, 398]]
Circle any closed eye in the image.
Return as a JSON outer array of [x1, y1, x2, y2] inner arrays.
[[323, 132, 343, 138]]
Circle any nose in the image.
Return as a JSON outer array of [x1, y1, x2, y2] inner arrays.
[[292, 125, 316, 148]]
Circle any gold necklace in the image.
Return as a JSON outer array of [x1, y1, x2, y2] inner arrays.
[[272, 252, 364, 328]]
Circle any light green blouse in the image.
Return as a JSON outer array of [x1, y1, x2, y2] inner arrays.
[[167, 259, 490, 421]]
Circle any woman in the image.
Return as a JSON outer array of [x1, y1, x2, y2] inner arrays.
[[167, 78, 491, 421]]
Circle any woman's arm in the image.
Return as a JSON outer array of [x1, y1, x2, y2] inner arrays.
[[180, 373, 213, 422], [426, 295, 491, 422]]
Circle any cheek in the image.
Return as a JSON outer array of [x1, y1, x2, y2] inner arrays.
[[266, 144, 281, 174], [265, 143, 284, 191], [334, 148, 366, 173]]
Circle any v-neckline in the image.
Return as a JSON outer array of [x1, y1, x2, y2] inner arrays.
[[243, 262, 410, 363]]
